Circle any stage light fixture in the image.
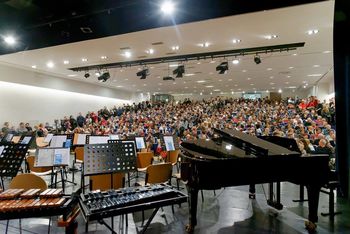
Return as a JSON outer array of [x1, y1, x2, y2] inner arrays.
[[84, 72, 90, 78], [137, 67, 149, 79], [98, 71, 110, 82], [216, 62, 228, 74], [254, 55, 261, 64], [173, 65, 185, 78]]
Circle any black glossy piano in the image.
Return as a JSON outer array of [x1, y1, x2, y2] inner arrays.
[[180, 128, 329, 233]]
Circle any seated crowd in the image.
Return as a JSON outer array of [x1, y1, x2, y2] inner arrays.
[[1, 96, 336, 160]]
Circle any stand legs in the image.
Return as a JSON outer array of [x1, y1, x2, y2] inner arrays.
[[186, 186, 198, 233]]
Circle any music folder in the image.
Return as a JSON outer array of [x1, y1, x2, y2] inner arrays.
[[163, 136, 175, 151], [135, 137, 146, 149]]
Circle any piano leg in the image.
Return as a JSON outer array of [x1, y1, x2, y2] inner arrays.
[[305, 185, 321, 232], [186, 186, 198, 233]]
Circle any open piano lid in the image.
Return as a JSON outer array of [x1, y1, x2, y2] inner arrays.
[[180, 128, 300, 159]]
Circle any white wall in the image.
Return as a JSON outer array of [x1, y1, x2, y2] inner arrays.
[[0, 64, 132, 127]]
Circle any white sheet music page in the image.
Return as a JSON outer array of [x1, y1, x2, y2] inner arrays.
[[36, 148, 53, 167], [0, 146, 5, 155], [89, 136, 109, 144], [43, 133, 54, 143], [53, 148, 70, 166], [50, 135, 67, 147], [76, 134, 87, 145]]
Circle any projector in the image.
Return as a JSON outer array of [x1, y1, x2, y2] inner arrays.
[[163, 76, 175, 81]]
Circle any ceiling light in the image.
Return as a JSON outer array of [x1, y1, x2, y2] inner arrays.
[[137, 67, 149, 79], [63, 60, 69, 64], [247, 78, 251, 80], [266, 90, 269, 93], [292, 53, 297, 56], [82, 58, 88, 62], [205, 85, 214, 88], [289, 66, 294, 69], [265, 35, 278, 40], [232, 39, 241, 44], [210, 92, 213, 95], [3, 35, 16, 45], [95, 72, 101, 76], [116, 86, 123, 88], [270, 76, 274, 79], [254, 55, 261, 64], [84, 72, 90, 78], [196, 80, 206, 83], [199, 42, 210, 47], [232, 59, 239, 65], [313, 65, 320, 67], [323, 50, 331, 54], [123, 51, 131, 58], [185, 87, 188, 89], [213, 89, 220, 92], [231, 91, 234, 94], [146, 49, 154, 54], [307, 29, 319, 35], [250, 83, 254, 86], [267, 68, 272, 71], [98, 72, 110, 82], [307, 74, 323, 77], [46, 61, 54, 68], [161, 1, 175, 14], [67, 74, 77, 77], [173, 65, 185, 78], [171, 45, 179, 51], [216, 61, 228, 74], [303, 85, 307, 88], [278, 89, 282, 93], [31, 65, 37, 69], [242, 70, 247, 72], [169, 64, 178, 67], [200, 92, 203, 95], [184, 73, 195, 77], [101, 56, 107, 59], [228, 79, 232, 81]]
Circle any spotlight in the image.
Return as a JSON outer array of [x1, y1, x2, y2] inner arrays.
[[4, 35, 16, 45], [254, 55, 261, 64], [98, 71, 110, 82], [216, 62, 228, 74], [84, 72, 90, 78], [161, 1, 175, 14], [137, 67, 149, 79], [173, 65, 185, 78]]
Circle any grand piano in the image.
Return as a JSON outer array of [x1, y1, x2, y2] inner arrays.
[[180, 128, 329, 232]]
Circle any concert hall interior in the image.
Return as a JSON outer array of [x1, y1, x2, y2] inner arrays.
[[0, 0, 350, 233]]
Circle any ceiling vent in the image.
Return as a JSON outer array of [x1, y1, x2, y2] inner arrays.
[[80, 27, 93, 33]]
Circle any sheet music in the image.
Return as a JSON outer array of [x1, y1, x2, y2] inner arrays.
[[53, 148, 70, 166], [43, 133, 54, 143], [5, 134, 13, 142], [50, 135, 67, 147], [109, 134, 120, 140], [89, 136, 109, 144], [36, 148, 53, 167], [21, 136, 32, 145], [135, 137, 146, 149], [0, 146, 4, 155], [164, 136, 175, 151], [74, 134, 88, 145]]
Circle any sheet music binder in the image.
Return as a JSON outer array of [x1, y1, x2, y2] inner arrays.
[[0, 144, 29, 177], [35, 148, 70, 167], [84, 141, 137, 176]]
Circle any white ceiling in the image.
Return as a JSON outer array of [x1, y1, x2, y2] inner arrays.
[[0, 1, 334, 95]]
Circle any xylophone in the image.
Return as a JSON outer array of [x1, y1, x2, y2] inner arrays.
[[79, 183, 187, 233], [0, 189, 79, 234]]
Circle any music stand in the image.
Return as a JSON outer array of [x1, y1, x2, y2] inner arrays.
[[0, 144, 29, 189]]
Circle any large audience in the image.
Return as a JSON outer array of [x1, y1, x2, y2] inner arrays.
[[1, 96, 336, 161]]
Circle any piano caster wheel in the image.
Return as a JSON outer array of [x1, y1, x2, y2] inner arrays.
[[305, 220, 317, 233], [249, 193, 256, 199], [185, 224, 194, 233]]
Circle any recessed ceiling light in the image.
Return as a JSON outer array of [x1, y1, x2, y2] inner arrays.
[[205, 85, 214, 88], [185, 73, 195, 76], [123, 51, 131, 58], [169, 64, 178, 67], [265, 34, 278, 40], [101, 56, 107, 59], [210, 92, 213, 95], [116, 86, 123, 88], [213, 89, 220, 92], [232, 59, 239, 64], [232, 39, 241, 44], [289, 66, 294, 69], [266, 90, 269, 93], [313, 65, 320, 67], [307, 74, 323, 77], [82, 58, 88, 62], [242, 70, 247, 72], [63, 60, 69, 64], [231, 91, 234, 94], [3, 35, 16, 45], [278, 89, 282, 93], [197, 62, 201, 65], [210, 60, 216, 63], [200, 92, 203, 95], [67, 74, 77, 77], [146, 49, 154, 54], [286, 75, 291, 78], [250, 84, 254, 86], [171, 45, 179, 51], [120, 69, 124, 72], [197, 80, 205, 83], [267, 68, 272, 71], [143, 84, 147, 86], [247, 78, 251, 80], [228, 79, 232, 81], [307, 29, 319, 35], [242, 91, 245, 93], [270, 76, 274, 79], [199, 42, 210, 47], [95, 72, 100, 76], [161, 1, 175, 14], [31, 65, 37, 69], [292, 53, 298, 56], [323, 50, 331, 54], [46, 61, 54, 68]]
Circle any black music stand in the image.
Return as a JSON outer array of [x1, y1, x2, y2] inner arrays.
[[83, 141, 137, 232], [0, 144, 29, 189]]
